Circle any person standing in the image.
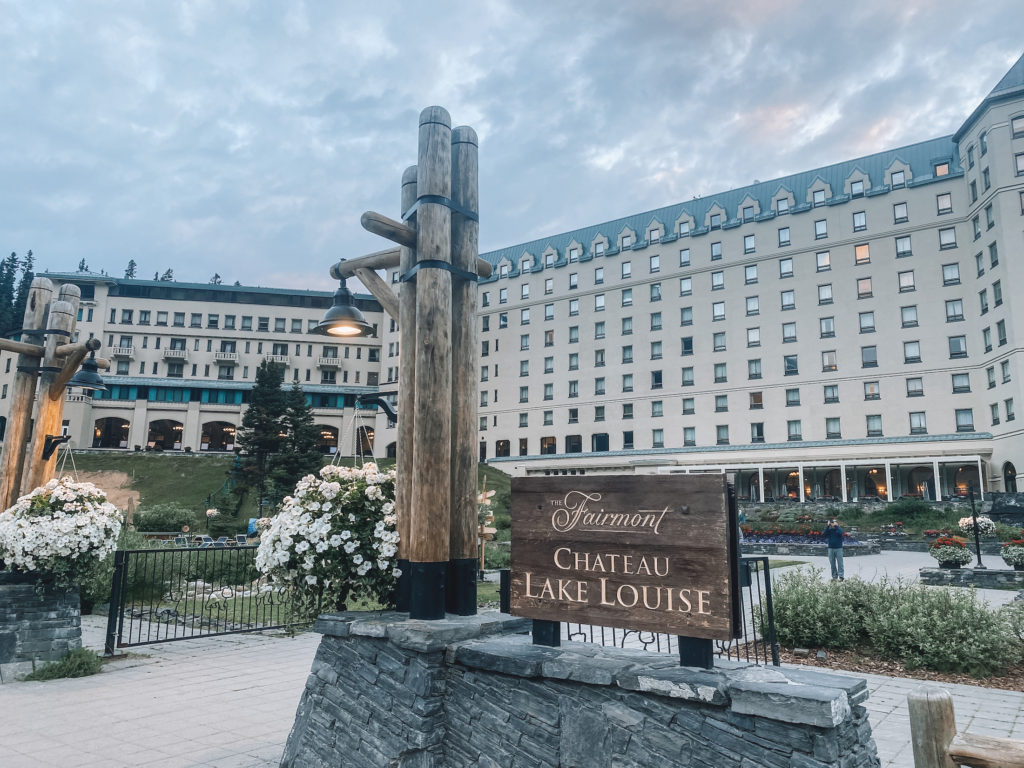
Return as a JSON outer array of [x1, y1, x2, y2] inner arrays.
[[826, 519, 845, 581]]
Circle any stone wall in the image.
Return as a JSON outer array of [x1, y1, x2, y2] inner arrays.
[[918, 567, 1024, 589], [741, 542, 880, 557], [0, 572, 82, 670], [282, 612, 880, 768], [871, 540, 1004, 554]]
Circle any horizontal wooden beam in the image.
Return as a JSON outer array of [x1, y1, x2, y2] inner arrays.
[[330, 248, 402, 280], [0, 338, 43, 357], [56, 338, 101, 357], [361, 211, 417, 249], [0, 337, 101, 359]]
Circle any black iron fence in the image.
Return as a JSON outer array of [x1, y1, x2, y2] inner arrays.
[[500, 556, 780, 666], [104, 545, 302, 654]]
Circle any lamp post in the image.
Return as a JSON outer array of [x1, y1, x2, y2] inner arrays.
[[969, 486, 986, 569]]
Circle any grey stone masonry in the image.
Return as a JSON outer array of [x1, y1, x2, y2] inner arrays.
[[282, 611, 880, 768], [741, 542, 880, 557], [919, 566, 1024, 588], [0, 572, 82, 671]]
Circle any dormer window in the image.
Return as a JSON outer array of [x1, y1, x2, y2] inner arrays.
[[813, 189, 826, 207], [678, 222, 690, 236], [568, 247, 579, 262], [850, 180, 864, 198], [595, 241, 605, 255], [648, 227, 660, 242], [621, 234, 633, 248], [742, 205, 754, 221], [499, 264, 509, 277], [544, 253, 554, 267], [709, 213, 722, 229], [776, 198, 790, 214], [891, 170, 906, 188], [935, 162, 949, 177]]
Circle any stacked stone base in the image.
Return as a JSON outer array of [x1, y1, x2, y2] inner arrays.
[[0, 572, 82, 679], [741, 542, 880, 556], [282, 612, 880, 768], [919, 567, 1024, 589]]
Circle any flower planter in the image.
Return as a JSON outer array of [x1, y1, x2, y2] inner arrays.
[[0, 571, 82, 665], [939, 561, 962, 569]]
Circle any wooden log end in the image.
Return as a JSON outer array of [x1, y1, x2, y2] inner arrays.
[[948, 733, 1024, 768], [402, 165, 418, 186], [452, 126, 478, 147], [420, 105, 451, 128]]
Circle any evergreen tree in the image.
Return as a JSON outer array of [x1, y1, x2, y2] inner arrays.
[[0, 252, 17, 338], [234, 361, 287, 514], [153, 272, 159, 280], [210, 273, 222, 285], [124, 259, 137, 279], [12, 250, 33, 334], [269, 384, 323, 500], [78, 258, 88, 272], [160, 268, 174, 281]]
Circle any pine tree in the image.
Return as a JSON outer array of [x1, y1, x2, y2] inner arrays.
[[124, 259, 137, 279], [12, 250, 33, 334], [269, 384, 323, 500], [210, 273, 222, 285], [234, 361, 287, 514], [78, 258, 88, 272], [0, 252, 17, 338], [160, 268, 174, 281]]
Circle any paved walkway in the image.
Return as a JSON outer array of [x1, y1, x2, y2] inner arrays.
[[0, 552, 1021, 768]]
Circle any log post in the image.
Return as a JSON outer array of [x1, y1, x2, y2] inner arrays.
[[409, 106, 453, 620], [0, 277, 53, 511], [447, 125, 480, 615], [908, 686, 957, 768], [395, 164, 418, 613], [23, 284, 80, 493]]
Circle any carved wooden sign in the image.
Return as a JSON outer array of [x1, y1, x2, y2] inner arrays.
[[510, 474, 738, 640]]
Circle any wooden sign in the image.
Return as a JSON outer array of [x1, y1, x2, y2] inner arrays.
[[510, 474, 739, 640]]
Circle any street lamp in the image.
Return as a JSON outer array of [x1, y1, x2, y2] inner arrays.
[[969, 486, 986, 569], [312, 277, 374, 337], [68, 351, 107, 392]]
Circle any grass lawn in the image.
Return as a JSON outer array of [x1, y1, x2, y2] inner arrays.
[[72, 452, 236, 509]]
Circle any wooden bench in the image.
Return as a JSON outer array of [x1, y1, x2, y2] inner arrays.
[[909, 687, 1024, 768]]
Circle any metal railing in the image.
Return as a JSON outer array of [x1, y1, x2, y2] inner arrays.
[[104, 545, 303, 654]]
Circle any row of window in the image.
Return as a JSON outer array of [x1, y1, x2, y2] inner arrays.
[[99, 309, 371, 336], [109, 359, 376, 386], [104, 337, 361, 359]]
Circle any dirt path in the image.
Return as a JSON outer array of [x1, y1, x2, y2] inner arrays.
[[70, 470, 140, 518]]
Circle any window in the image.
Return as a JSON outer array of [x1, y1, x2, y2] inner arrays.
[[520, 334, 529, 350], [595, 321, 605, 339], [983, 167, 991, 190], [650, 312, 662, 331], [956, 408, 974, 432], [1017, 152, 1024, 176], [935, 162, 949, 176], [895, 235, 912, 258], [970, 180, 978, 203], [894, 201, 909, 222], [952, 373, 971, 393], [652, 429, 664, 449], [545, 383, 556, 400], [681, 368, 693, 387], [994, 280, 1003, 307], [569, 326, 579, 343], [998, 319, 1007, 346], [777, 198, 790, 214], [909, 412, 927, 435], [519, 360, 529, 377], [906, 377, 924, 397], [650, 340, 663, 360], [786, 388, 801, 406], [904, 341, 921, 363], [744, 234, 755, 253], [594, 377, 605, 395], [988, 366, 997, 389], [595, 294, 606, 311], [814, 219, 828, 239], [712, 302, 725, 321], [898, 270, 915, 292], [621, 261, 632, 279], [1014, 115, 1024, 138], [568, 298, 579, 316], [710, 242, 722, 260], [595, 241, 606, 255], [986, 204, 995, 230], [891, 169, 905, 188], [650, 283, 662, 302], [901, 305, 918, 328], [712, 332, 725, 352], [499, 288, 508, 303], [519, 386, 528, 403], [822, 350, 837, 372], [544, 356, 554, 374], [621, 317, 632, 335], [857, 277, 872, 298], [1003, 360, 1011, 383], [778, 257, 793, 278], [1007, 399, 1016, 423], [942, 263, 960, 285], [973, 216, 982, 240], [866, 414, 883, 437], [618, 289, 629, 307], [709, 213, 722, 230], [813, 189, 826, 206], [984, 327, 993, 352], [782, 322, 796, 343], [993, 401, 1004, 426], [778, 227, 791, 247], [751, 423, 764, 443], [990, 243, 999, 268], [569, 247, 579, 262], [623, 431, 635, 450], [820, 316, 835, 338], [787, 420, 802, 441], [859, 311, 875, 333], [750, 391, 763, 409], [826, 417, 841, 439], [746, 296, 759, 316], [939, 228, 957, 249], [623, 403, 634, 419], [747, 327, 760, 347], [681, 398, 694, 415], [679, 277, 692, 296], [784, 355, 798, 376], [945, 299, 964, 322], [653, 400, 665, 417], [862, 346, 878, 368], [711, 271, 724, 290], [748, 356, 763, 379], [680, 307, 693, 326], [679, 249, 690, 267], [864, 381, 880, 400], [948, 335, 968, 359], [712, 364, 726, 383], [816, 251, 830, 272], [824, 384, 839, 404], [594, 267, 604, 284], [545, 278, 553, 295], [156, 311, 169, 326], [682, 427, 695, 447], [520, 308, 530, 325], [623, 372, 635, 391], [594, 349, 605, 367], [780, 290, 795, 310], [594, 407, 605, 423], [743, 205, 755, 221], [649, 254, 660, 272], [818, 284, 833, 305], [716, 425, 729, 445], [851, 179, 864, 198]]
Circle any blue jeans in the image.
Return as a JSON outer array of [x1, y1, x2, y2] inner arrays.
[[828, 547, 845, 579]]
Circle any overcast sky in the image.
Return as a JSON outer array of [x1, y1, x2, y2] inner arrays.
[[2, 1, 1022, 291]]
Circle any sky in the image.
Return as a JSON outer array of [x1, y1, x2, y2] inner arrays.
[[2, 0, 1023, 292]]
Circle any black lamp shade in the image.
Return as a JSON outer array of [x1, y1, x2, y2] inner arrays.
[[68, 354, 107, 392], [313, 280, 374, 337]]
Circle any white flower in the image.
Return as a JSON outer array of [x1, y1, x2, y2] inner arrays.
[[344, 541, 357, 554], [352, 554, 364, 565]]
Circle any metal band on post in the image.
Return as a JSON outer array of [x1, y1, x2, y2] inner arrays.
[[399, 259, 479, 284]]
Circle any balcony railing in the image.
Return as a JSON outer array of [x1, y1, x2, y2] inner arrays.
[[110, 346, 135, 359], [214, 351, 239, 364], [263, 354, 291, 366], [162, 348, 188, 360], [316, 356, 340, 369]]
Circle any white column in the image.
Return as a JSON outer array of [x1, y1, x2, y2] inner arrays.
[[798, 464, 805, 502], [932, 460, 941, 501], [885, 461, 893, 502], [978, 458, 986, 500], [840, 462, 848, 502], [758, 466, 765, 502]]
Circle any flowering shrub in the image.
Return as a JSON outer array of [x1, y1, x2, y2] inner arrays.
[[958, 515, 996, 536], [928, 536, 974, 566], [255, 463, 399, 617], [1001, 540, 1024, 568], [0, 477, 123, 589]]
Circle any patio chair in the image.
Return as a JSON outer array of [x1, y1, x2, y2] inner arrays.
[[174, 536, 188, 547], [198, 535, 214, 549], [213, 536, 228, 548], [235, 534, 249, 545]]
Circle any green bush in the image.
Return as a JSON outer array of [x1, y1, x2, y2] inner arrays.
[[134, 503, 196, 533], [78, 528, 152, 613], [885, 498, 934, 520], [485, 542, 510, 570], [23, 648, 102, 681], [769, 567, 865, 649], [206, 511, 249, 539], [1000, 601, 1024, 645]]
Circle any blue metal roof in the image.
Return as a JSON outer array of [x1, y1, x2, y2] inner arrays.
[[479, 136, 961, 277], [954, 52, 1024, 142]]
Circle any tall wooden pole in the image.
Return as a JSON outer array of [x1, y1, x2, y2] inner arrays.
[[23, 284, 80, 493], [394, 164, 418, 612], [447, 125, 480, 615], [0, 277, 53, 511], [409, 106, 453, 619]]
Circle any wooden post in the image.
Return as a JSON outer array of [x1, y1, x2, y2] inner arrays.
[[394, 164, 418, 613], [409, 106, 453, 620], [23, 285, 80, 493], [447, 125, 480, 616], [908, 686, 957, 768], [0, 277, 53, 511]]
